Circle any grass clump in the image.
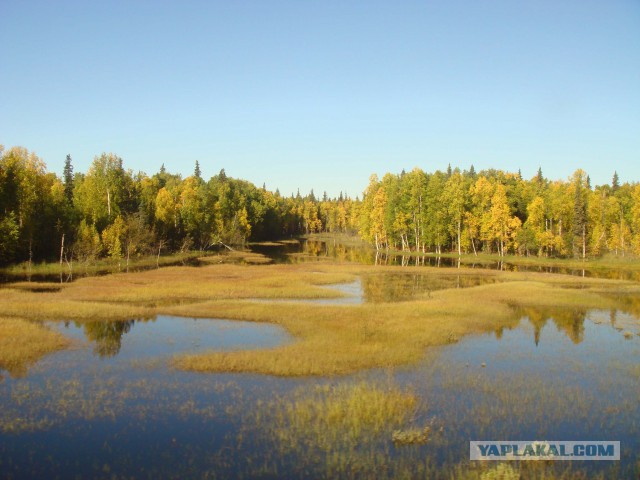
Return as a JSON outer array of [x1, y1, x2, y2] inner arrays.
[[391, 425, 431, 445], [0, 317, 70, 377], [284, 382, 416, 439], [254, 381, 417, 452], [480, 463, 520, 480]]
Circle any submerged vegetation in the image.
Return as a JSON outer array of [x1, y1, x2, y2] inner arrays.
[[266, 382, 417, 448]]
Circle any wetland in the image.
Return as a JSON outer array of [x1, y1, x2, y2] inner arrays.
[[1, 238, 639, 478]]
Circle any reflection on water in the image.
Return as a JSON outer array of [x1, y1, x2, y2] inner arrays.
[[265, 238, 640, 281], [0, 308, 638, 478], [48, 316, 292, 362], [397, 311, 640, 477], [362, 272, 501, 303], [512, 306, 589, 345], [80, 320, 134, 357], [250, 273, 503, 306]]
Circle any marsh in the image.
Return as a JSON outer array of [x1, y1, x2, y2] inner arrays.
[[1, 240, 639, 478]]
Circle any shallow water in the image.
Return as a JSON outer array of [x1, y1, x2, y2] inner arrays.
[[1, 305, 638, 478], [46, 315, 292, 360], [249, 273, 502, 306], [265, 238, 640, 281]]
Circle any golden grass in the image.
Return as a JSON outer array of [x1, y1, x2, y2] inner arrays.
[[171, 276, 614, 376], [0, 260, 636, 376], [0, 317, 70, 377], [235, 381, 421, 478], [266, 382, 417, 448], [199, 249, 274, 265]]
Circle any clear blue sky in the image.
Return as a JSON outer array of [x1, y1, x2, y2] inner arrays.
[[1, 0, 639, 197]]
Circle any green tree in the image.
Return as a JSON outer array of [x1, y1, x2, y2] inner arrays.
[[587, 187, 608, 256], [101, 215, 126, 260], [631, 185, 640, 255], [63, 154, 74, 203], [611, 171, 620, 192], [422, 172, 447, 254], [73, 219, 101, 262], [442, 171, 467, 255], [74, 153, 135, 230], [571, 169, 589, 258], [0, 212, 20, 264]]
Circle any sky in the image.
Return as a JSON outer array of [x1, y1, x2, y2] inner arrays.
[[1, 0, 639, 197]]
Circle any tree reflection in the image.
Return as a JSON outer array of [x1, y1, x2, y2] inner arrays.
[[81, 320, 135, 358], [514, 307, 587, 345], [361, 273, 497, 303]]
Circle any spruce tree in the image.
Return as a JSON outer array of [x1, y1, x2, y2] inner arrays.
[[573, 174, 588, 258], [63, 154, 74, 203]]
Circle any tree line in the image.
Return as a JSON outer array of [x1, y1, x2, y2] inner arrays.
[[0, 146, 357, 265], [358, 165, 640, 258], [1, 144, 639, 266]]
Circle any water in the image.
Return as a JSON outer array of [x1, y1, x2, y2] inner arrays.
[[47, 315, 291, 360], [1, 306, 638, 478], [246, 272, 502, 306], [256, 238, 640, 281]]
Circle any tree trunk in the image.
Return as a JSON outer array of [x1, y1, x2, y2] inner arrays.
[[620, 213, 625, 257], [28, 238, 33, 271], [157, 240, 163, 268], [60, 233, 65, 267]]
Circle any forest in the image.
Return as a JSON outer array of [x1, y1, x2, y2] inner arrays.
[[1, 144, 639, 266]]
